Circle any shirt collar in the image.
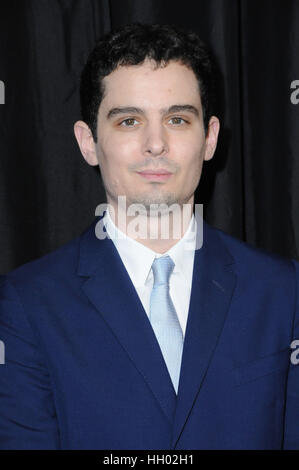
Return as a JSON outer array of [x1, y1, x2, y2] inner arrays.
[[102, 207, 197, 287]]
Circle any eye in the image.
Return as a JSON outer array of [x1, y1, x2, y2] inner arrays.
[[119, 118, 139, 127], [168, 116, 189, 125]]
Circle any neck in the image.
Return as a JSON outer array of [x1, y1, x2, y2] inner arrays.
[[106, 197, 194, 254]]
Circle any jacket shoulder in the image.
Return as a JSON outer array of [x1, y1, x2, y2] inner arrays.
[[206, 222, 296, 278], [2, 221, 96, 287]]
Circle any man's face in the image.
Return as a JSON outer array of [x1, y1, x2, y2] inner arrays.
[[86, 59, 219, 211]]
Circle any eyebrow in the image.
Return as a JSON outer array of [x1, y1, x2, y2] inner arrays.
[[106, 104, 200, 119]]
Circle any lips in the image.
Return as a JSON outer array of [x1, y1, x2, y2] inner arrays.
[[136, 170, 173, 181], [137, 169, 172, 175]]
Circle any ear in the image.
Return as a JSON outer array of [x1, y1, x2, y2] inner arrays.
[[203, 116, 220, 161], [73, 120, 98, 166]]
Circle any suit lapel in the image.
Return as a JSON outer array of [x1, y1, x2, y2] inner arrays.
[[171, 219, 237, 447], [77, 213, 237, 443], [77, 215, 177, 425]]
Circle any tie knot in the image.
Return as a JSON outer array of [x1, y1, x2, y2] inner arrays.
[[151, 255, 175, 286]]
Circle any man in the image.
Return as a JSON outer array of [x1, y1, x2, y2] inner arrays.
[[0, 23, 298, 450]]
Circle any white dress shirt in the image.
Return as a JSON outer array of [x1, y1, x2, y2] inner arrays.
[[101, 207, 197, 337]]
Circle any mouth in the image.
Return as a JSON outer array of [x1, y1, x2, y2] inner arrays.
[[136, 170, 173, 181]]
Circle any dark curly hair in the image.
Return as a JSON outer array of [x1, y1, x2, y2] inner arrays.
[[80, 23, 216, 142]]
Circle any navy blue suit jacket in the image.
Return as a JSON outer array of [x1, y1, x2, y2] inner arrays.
[[0, 213, 299, 449]]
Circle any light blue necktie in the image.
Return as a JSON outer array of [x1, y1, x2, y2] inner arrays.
[[149, 255, 184, 394]]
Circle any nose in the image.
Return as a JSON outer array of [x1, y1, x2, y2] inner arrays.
[[142, 122, 169, 157]]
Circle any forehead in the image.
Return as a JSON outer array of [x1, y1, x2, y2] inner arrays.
[[100, 60, 201, 109]]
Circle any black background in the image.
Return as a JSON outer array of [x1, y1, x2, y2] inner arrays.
[[1, 0, 299, 274]]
